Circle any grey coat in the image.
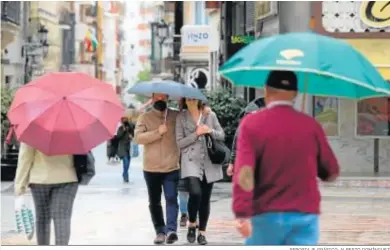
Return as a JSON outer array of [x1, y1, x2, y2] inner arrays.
[[175, 111, 225, 183]]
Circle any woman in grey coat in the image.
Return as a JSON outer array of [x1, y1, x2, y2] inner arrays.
[[175, 98, 225, 245]]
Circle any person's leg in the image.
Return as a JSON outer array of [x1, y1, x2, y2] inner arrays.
[[162, 170, 179, 244], [283, 213, 319, 245], [122, 155, 130, 182], [51, 182, 78, 245], [198, 179, 213, 231], [196, 177, 214, 245], [245, 212, 287, 245], [179, 191, 189, 227], [179, 191, 189, 215], [186, 177, 202, 243], [143, 171, 166, 244], [30, 184, 52, 245]]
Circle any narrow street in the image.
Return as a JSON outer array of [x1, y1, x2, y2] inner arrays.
[[1, 143, 390, 245]]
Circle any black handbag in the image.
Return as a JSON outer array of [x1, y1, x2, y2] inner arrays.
[[73, 152, 96, 184], [204, 133, 229, 165]]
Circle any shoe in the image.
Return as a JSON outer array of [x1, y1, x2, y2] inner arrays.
[[153, 233, 166, 245], [180, 214, 188, 227], [187, 226, 196, 243], [197, 234, 208, 245], [166, 231, 178, 244]]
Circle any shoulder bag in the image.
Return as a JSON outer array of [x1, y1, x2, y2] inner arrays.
[[198, 114, 229, 165]]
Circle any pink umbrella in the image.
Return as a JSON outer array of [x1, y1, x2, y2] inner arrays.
[[8, 72, 124, 155]]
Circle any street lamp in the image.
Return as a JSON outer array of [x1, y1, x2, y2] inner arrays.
[[156, 20, 169, 73], [24, 24, 50, 83], [38, 25, 48, 45]]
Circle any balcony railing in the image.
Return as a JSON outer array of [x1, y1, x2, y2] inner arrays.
[[1, 1, 21, 25]]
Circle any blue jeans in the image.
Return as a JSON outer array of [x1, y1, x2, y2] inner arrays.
[[122, 155, 131, 181], [245, 212, 319, 245], [143, 170, 179, 234], [178, 191, 189, 214]]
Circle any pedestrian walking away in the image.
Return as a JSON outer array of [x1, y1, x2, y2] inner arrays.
[[232, 70, 340, 245], [14, 143, 79, 245], [176, 98, 225, 245], [134, 93, 180, 245], [116, 117, 135, 183]]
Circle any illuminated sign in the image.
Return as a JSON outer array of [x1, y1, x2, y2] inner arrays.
[[230, 35, 255, 44], [360, 1, 390, 29]]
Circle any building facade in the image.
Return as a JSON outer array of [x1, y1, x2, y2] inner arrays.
[[122, 1, 141, 86], [218, 1, 390, 174], [72, 1, 95, 76], [1, 1, 27, 89], [311, 1, 390, 174], [29, 1, 63, 73]]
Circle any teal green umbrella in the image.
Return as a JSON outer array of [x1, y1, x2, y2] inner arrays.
[[219, 32, 390, 99]]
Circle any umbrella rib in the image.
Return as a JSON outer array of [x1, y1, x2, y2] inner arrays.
[[46, 100, 65, 155], [15, 98, 63, 144], [63, 101, 87, 154], [66, 99, 114, 141]]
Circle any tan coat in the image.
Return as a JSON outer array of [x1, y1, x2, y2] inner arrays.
[[134, 108, 180, 173], [14, 143, 77, 195]]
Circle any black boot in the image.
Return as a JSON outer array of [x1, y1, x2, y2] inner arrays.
[[187, 226, 196, 243], [197, 234, 208, 245]]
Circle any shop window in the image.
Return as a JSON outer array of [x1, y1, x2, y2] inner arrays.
[[312, 96, 339, 136], [356, 96, 390, 137]]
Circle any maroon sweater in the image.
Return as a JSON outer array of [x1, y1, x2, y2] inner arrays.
[[232, 105, 340, 218]]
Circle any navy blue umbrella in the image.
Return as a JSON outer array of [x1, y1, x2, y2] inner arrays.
[[127, 80, 208, 102]]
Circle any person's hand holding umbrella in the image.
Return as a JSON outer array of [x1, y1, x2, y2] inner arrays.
[[158, 124, 168, 136]]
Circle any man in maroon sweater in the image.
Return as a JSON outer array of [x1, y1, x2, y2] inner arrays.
[[232, 70, 340, 245]]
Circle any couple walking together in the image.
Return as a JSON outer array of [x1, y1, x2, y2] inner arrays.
[[134, 94, 225, 245]]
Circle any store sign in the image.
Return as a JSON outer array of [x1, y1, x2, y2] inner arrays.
[[360, 1, 390, 29], [181, 26, 211, 47], [231, 35, 255, 44]]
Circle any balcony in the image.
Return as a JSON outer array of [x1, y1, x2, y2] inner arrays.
[[1, 1, 21, 49]]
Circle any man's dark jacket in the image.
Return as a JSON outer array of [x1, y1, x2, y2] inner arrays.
[[116, 122, 135, 158], [229, 97, 265, 165]]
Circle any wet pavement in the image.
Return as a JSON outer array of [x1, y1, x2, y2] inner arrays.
[[1, 143, 390, 245]]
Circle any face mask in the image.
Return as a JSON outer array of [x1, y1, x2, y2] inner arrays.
[[153, 100, 167, 111]]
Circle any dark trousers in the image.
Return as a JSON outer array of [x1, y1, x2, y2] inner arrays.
[[30, 182, 78, 245], [143, 170, 179, 234], [187, 176, 214, 231]]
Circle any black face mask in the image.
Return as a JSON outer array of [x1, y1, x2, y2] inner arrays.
[[123, 121, 130, 127], [153, 100, 167, 111]]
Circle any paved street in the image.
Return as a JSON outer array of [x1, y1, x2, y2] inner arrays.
[[1, 143, 390, 245]]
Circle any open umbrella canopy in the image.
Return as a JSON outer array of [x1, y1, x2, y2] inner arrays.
[[128, 80, 208, 102], [8, 72, 124, 155], [219, 32, 390, 99]]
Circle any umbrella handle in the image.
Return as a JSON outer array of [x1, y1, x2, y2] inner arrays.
[[164, 109, 167, 124], [301, 73, 309, 112]]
